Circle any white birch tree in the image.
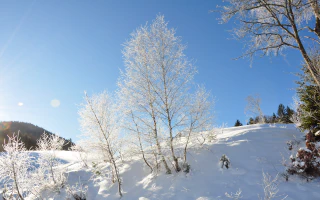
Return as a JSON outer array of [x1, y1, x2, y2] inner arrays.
[[119, 15, 215, 173], [119, 15, 201, 173], [78, 91, 123, 197]]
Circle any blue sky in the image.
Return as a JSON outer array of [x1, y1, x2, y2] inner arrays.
[[0, 0, 303, 140]]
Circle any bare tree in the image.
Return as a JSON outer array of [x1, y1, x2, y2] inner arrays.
[[245, 94, 265, 123], [78, 91, 122, 197], [216, 0, 320, 87]]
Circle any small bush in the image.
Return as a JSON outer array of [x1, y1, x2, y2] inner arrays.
[[66, 179, 88, 200], [287, 131, 320, 177], [220, 154, 230, 169], [225, 189, 242, 199], [280, 172, 289, 182], [182, 162, 191, 173]]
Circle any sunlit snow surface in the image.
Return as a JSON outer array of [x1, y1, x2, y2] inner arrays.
[[27, 124, 320, 199]]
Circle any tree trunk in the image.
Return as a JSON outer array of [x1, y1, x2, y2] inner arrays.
[[309, 0, 320, 38], [161, 64, 181, 172], [297, 40, 320, 88], [139, 135, 153, 172], [183, 126, 194, 163], [110, 154, 122, 197], [50, 158, 56, 185], [12, 162, 24, 200], [131, 112, 153, 172], [150, 102, 171, 174], [153, 125, 171, 174]]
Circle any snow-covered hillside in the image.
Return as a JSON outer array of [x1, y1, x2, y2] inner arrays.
[[33, 124, 320, 200]]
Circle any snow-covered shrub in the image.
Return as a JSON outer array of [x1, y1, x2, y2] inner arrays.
[[182, 162, 191, 173], [35, 133, 67, 192], [280, 172, 289, 182], [206, 130, 217, 143], [0, 133, 33, 200], [258, 172, 287, 200], [220, 154, 230, 169], [287, 132, 320, 177], [225, 189, 242, 200], [66, 178, 88, 200]]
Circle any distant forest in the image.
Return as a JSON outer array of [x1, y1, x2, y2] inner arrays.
[[0, 121, 73, 151]]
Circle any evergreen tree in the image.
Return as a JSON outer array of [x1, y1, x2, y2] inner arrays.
[[272, 113, 277, 123], [285, 106, 294, 123], [234, 120, 243, 127], [298, 85, 320, 131], [247, 117, 255, 125], [296, 64, 320, 132], [277, 104, 286, 123]]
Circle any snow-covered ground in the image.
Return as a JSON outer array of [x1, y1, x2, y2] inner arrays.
[[34, 124, 320, 199]]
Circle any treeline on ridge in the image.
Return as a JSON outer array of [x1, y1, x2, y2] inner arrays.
[[0, 121, 73, 151]]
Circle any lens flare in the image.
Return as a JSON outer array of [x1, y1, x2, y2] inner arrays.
[[51, 99, 60, 108]]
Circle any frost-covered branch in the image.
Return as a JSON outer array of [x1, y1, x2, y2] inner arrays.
[[216, 0, 320, 87]]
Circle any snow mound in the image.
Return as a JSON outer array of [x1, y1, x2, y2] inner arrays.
[[40, 124, 320, 199]]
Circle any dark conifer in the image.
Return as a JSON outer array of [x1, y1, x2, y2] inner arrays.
[[277, 104, 286, 123], [234, 120, 243, 126]]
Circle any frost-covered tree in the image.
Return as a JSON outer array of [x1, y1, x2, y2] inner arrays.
[[119, 15, 210, 173], [290, 96, 302, 128], [217, 0, 320, 87], [182, 86, 213, 163], [35, 133, 66, 191], [78, 91, 122, 197], [70, 142, 89, 168], [0, 133, 33, 200], [118, 57, 171, 174], [245, 94, 265, 123]]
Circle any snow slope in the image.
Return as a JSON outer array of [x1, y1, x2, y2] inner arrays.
[[39, 124, 320, 200]]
